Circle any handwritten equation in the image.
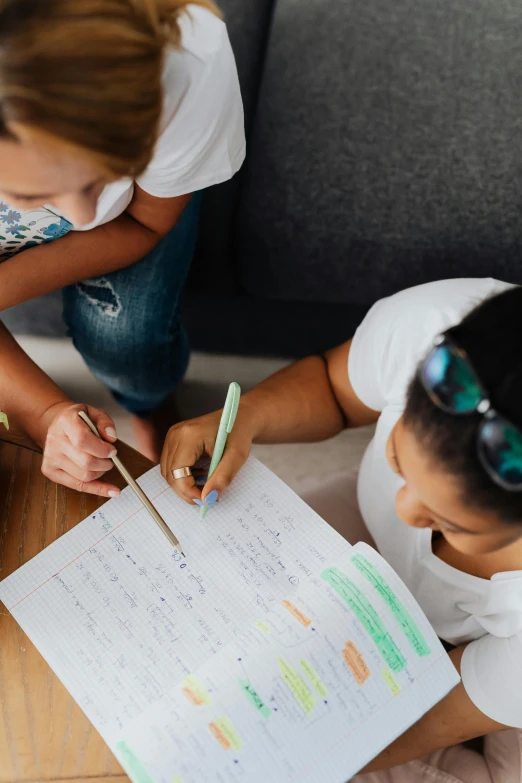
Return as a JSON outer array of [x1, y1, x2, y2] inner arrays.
[[0, 459, 351, 745], [118, 543, 459, 783]]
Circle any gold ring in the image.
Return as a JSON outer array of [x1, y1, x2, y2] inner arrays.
[[172, 466, 193, 480]]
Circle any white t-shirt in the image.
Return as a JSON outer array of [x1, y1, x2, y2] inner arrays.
[[349, 278, 522, 729], [72, 5, 245, 231]]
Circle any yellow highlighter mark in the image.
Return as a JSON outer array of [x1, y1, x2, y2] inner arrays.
[[382, 668, 400, 696], [342, 641, 370, 685], [181, 675, 211, 706], [209, 716, 242, 751], [277, 657, 315, 713], [254, 620, 271, 634], [281, 599, 311, 627], [172, 777, 184, 783], [300, 659, 327, 698]]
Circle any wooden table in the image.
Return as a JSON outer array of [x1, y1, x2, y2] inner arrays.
[[0, 432, 153, 783]]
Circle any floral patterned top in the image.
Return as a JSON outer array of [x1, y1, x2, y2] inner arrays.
[[0, 201, 72, 260]]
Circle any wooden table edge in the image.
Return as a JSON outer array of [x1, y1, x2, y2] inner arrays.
[[0, 431, 154, 782]]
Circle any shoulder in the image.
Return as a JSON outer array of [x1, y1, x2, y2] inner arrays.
[[359, 278, 514, 349], [462, 631, 522, 728], [159, 5, 238, 127], [370, 278, 513, 329], [349, 279, 514, 411], [177, 5, 227, 62], [138, 5, 244, 197]]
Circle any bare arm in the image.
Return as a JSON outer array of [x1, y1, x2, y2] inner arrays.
[[0, 186, 192, 309], [241, 340, 379, 444], [0, 321, 70, 443], [0, 322, 122, 496], [362, 646, 507, 772], [162, 340, 380, 502]]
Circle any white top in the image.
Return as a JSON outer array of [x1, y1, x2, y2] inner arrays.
[[349, 278, 522, 729], [72, 5, 245, 231]]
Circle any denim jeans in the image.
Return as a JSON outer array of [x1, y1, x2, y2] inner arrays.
[[62, 193, 202, 415]]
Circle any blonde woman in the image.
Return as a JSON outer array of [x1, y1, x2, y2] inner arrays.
[[0, 0, 244, 494]]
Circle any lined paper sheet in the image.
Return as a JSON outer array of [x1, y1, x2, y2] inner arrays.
[[0, 458, 352, 744], [117, 543, 459, 783]]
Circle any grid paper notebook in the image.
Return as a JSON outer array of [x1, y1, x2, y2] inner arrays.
[[0, 457, 460, 783]]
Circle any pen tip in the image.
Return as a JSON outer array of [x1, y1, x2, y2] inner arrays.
[[200, 506, 208, 520]]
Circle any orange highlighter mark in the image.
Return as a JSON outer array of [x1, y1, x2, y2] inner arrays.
[[181, 676, 211, 706], [342, 641, 370, 685], [182, 687, 205, 706], [281, 599, 311, 627], [209, 722, 231, 750], [209, 717, 242, 751]]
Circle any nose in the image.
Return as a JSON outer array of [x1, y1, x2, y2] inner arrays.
[[395, 485, 433, 529], [51, 192, 98, 227]]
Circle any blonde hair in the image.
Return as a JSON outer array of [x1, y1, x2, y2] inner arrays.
[[0, 0, 221, 177]]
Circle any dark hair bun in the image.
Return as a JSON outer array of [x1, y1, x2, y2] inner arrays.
[[405, 285, 522, 524]]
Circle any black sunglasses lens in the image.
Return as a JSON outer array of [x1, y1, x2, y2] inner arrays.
[[478, 416, 522, 490], [421, 343, 483, 413]]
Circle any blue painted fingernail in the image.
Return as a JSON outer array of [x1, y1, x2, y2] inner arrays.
[[192, 498, 205, 507], [205, 490, 219, 507]]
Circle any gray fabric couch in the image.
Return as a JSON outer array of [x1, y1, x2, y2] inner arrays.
[[4, 0, 522, 356]]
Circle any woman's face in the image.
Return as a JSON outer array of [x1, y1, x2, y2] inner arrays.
[[387, 418, 522, 556], [0, 129, 106, 227]]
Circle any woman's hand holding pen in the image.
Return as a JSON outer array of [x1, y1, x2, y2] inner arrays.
[[160, 400, 261, 506], [40, 401, 121, 498], [160, 353, 352, 508]]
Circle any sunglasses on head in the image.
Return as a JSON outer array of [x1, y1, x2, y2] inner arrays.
[[419, 334, 522, 492]]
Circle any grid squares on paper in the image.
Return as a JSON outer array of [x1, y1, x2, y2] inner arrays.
[[0, 458, 352, 745], [118, 544, 459, 783]]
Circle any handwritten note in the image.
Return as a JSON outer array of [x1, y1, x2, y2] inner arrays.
[[0, 458, 351, 744], [0, 459, 459, 782], [117, 543, 460, 783]]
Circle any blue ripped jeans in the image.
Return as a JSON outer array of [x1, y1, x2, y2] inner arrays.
[[62, 194, 202, 415]]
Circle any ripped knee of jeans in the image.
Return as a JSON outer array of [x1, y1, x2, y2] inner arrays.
[[76, 277, 122, 318]]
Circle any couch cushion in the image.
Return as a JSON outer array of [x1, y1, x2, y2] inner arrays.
[[2, 291, 66, 337], [218, 0, 275, 126], [191, 0, 276, 290], [236, 0, 522, 304]]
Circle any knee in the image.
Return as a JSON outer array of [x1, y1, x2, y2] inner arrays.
[[63, 276, 183, 359], [63, 277, 123, 342], [63, 275, 190, 402], [75, 277, 122, 320]]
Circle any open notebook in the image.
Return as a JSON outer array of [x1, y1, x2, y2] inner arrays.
[[0, 457, 459, 782]]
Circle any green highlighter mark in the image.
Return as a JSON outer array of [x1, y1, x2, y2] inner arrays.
[[321, 567, 406, 672], [351, 555, 430, 657], [239, 679, 271, 718], [115, 741, 155, 783]]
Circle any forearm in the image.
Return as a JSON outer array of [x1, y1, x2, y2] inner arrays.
[[0, 323, 71, 445], [361, 646, 506, 772], [0, 213, 159, 310], [239, 356, 345, 445]]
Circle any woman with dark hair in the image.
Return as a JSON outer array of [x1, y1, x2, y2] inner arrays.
[[162, 278, 522, 781]]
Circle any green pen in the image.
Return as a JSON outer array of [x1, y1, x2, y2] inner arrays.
[[200, 382, 241, 520]]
